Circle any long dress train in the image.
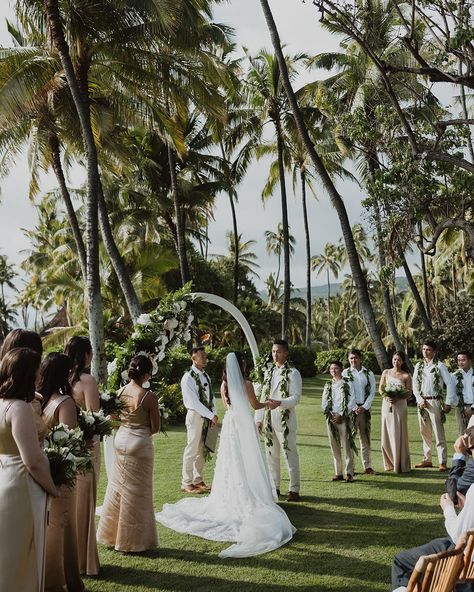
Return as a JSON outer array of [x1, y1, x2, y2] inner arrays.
[[381, 373, 411, 473], [156, 353, 295, 558]]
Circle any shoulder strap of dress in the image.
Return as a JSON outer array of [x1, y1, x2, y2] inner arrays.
[[138, 390, 151, 407], [44, 394, 71, 416]]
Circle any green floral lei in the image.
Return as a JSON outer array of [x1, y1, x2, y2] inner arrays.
[[322, 378, 358, 454], [415, 361, 445, 424], [190, 369, 214, 460], [262, 363, 292, 453], [453, 370, 473, 429]]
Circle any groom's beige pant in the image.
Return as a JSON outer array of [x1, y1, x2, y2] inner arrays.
[[182, 410, 205, 487], [327, 420, 354, 477], [266, 428, 300, 493], [418, 398, 447, 465]]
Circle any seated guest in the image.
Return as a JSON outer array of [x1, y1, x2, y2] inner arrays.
[[392, 426, 474, 592], [445, 433, 474, 506]]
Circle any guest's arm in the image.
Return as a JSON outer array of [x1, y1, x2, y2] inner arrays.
[[9, 402, 58, 496]]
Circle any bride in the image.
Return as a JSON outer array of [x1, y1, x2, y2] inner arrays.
[[156, 352, 295, 558]]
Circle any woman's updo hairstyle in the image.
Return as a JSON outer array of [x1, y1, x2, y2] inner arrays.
[[64, 336, 92, 385], [128, 355, 153, 381]]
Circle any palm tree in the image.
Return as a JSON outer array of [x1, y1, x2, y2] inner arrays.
[[264, 223, 296, 287], [311, 243, 343, 348], [258, 0, 389, 368]]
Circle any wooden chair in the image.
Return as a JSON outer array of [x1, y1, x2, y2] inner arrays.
[[406, 542, 465, 592], [458, 530, 474, 582]]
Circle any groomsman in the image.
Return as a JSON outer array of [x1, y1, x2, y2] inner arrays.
[[413, 340, 451, 472], [180, 347, 218, 493], [342, 349, 376, 475], [255, 339, 302, 502], [322, 360, 357, 482], [445, 351, 474, 436]]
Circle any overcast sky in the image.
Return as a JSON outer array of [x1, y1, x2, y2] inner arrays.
[[0, 0, 372, 303]]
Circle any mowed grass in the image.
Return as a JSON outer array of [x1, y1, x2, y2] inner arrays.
[[86, 376, 460, 592]]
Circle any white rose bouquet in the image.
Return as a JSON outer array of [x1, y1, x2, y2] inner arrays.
[[78, 409, 114, 440], [44, 424, 92, 487], [382, 382, 410, 412]]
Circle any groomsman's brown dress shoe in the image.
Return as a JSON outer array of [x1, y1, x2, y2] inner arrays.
[[364, 468, 375, 475], [438, 464, 448, 472], [286, 491, 300, 502], [414, 460, 433, 468], [181, 484, 199, 493], [194, 481, 210, 492], [345, 474, 354, 483], [331, 475, 344, 481]]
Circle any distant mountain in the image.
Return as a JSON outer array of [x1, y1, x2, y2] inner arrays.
[[260, 276, 409, 302]]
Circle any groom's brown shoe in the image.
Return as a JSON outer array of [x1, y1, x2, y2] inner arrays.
[[286, 491, 300, 502], [414, 460, 433, 468], [194, 481, 210, 492], [181, 484, 199, 493]]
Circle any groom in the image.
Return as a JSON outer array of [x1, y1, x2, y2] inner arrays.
[[256, 339, 302, 502], [180, 347, 218, 493]]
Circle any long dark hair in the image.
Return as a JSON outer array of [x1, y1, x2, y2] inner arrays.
[[221, 352, 247, 406], [0, 329, 43, 360], [64, 336, 92, 385], [38, 353, 73, 410], [0, 348, 41, 403], [393, 351, 410, 373], [128, 355, 153, 382]]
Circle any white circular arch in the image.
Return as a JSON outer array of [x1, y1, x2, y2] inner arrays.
[[191, 292, 260, 363]]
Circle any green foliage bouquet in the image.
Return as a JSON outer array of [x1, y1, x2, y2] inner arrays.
[[44, 423, 92, 487]]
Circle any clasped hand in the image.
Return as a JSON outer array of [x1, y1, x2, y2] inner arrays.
[[266, 399, 281, 410]]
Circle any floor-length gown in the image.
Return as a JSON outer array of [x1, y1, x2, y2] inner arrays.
[[72, 390, 100, 575], [381, 373, 411, 473], [97, 391, 158, 552], [42, 396, 84, 592], [156, 354, 295, 558], [0, 399, 47, 592]]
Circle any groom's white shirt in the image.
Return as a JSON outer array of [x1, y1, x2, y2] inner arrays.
[[181, 365, 216, 420]]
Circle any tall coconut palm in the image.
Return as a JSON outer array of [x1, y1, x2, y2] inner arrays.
[[264, 223, 296, 287]]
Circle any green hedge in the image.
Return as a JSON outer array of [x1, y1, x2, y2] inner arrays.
[[155, 380, 186, 423], [315, 349, 381, 374]]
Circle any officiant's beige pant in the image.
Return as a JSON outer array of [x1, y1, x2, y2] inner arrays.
[[266, 428, 300, 493], [182, 410, 205, 487], [327, 421, 354, 477], [418, 399, 447, 465], [355, 412, 372, 470]]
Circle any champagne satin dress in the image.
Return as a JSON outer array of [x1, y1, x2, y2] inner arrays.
[[381, 374, 411, 473], [42, 396, 84, 592], [97, 390, 158, 552], [0, 399, 46, 592], [72, 389, 100, 576]]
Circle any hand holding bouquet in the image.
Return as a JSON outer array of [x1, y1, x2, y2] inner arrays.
[[382, 383, 410, 412], [78, 409, 114, 441], [44, 423, 92, 487]]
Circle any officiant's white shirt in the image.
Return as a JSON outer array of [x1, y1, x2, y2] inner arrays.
[[181, 365, 216, 420]]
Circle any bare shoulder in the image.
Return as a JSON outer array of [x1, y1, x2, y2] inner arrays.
[[79, 373, 98, 387]]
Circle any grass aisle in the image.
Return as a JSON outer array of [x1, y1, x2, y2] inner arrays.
[[88, 376, 458, 592]]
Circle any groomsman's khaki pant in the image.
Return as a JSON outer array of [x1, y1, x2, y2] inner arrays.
[[355, 411, 372, 470], [266, 428, 300, 493], [182, 410, 205, 487], [327, 420, 354, 477], [418, 399, 447, 465], [455, 406, 470, 436]]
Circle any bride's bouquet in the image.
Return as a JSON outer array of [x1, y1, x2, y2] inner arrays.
[[382, 383, 410, 412], [44, 424, 92, 487], [99, 390, 125, 416], [78, 409, 114, 441]]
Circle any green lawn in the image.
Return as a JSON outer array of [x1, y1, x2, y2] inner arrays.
[[87, 376, 460, 592]]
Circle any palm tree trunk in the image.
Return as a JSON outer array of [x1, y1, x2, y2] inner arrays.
[[229, 193, 239, 303], [98, 183, 142, 322], [417, 222, 432, 321], [301, 169, 312, 346], [259, 0, 389, 368], [399, 250, 432, 333], [326, 267, 330, 349], [167, 144, 190, 285], [44, 0, 105, 382], [275, 120, 290, 340], [49, 133, 87, 281]]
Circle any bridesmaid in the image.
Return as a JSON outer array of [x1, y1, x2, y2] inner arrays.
[[379, 351, 412, 473], [64, 336, 100, 576], [39, 353, 84, 592], [97, 354, 160, 552], [0, 348, 58, 592]]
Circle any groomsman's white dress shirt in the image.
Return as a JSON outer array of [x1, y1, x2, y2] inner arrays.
[[412, 360, 453, 404], [321, 379, 357, 415], [446, 368, 474, 407], [342, 367, 376, 410], [181, 365, 216, 419]]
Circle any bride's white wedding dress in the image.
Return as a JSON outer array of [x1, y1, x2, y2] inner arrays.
[[156, 353, 295, 558]]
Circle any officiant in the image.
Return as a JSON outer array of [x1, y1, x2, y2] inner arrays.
[[180, 347, 218, 494]]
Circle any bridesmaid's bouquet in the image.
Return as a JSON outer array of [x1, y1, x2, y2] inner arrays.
[[157, 396, 171, 436], [382, 383, 410, 412], [99, 390, 125, 416], [78, 409, 114, 441], [44, 424, 92, 487]]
